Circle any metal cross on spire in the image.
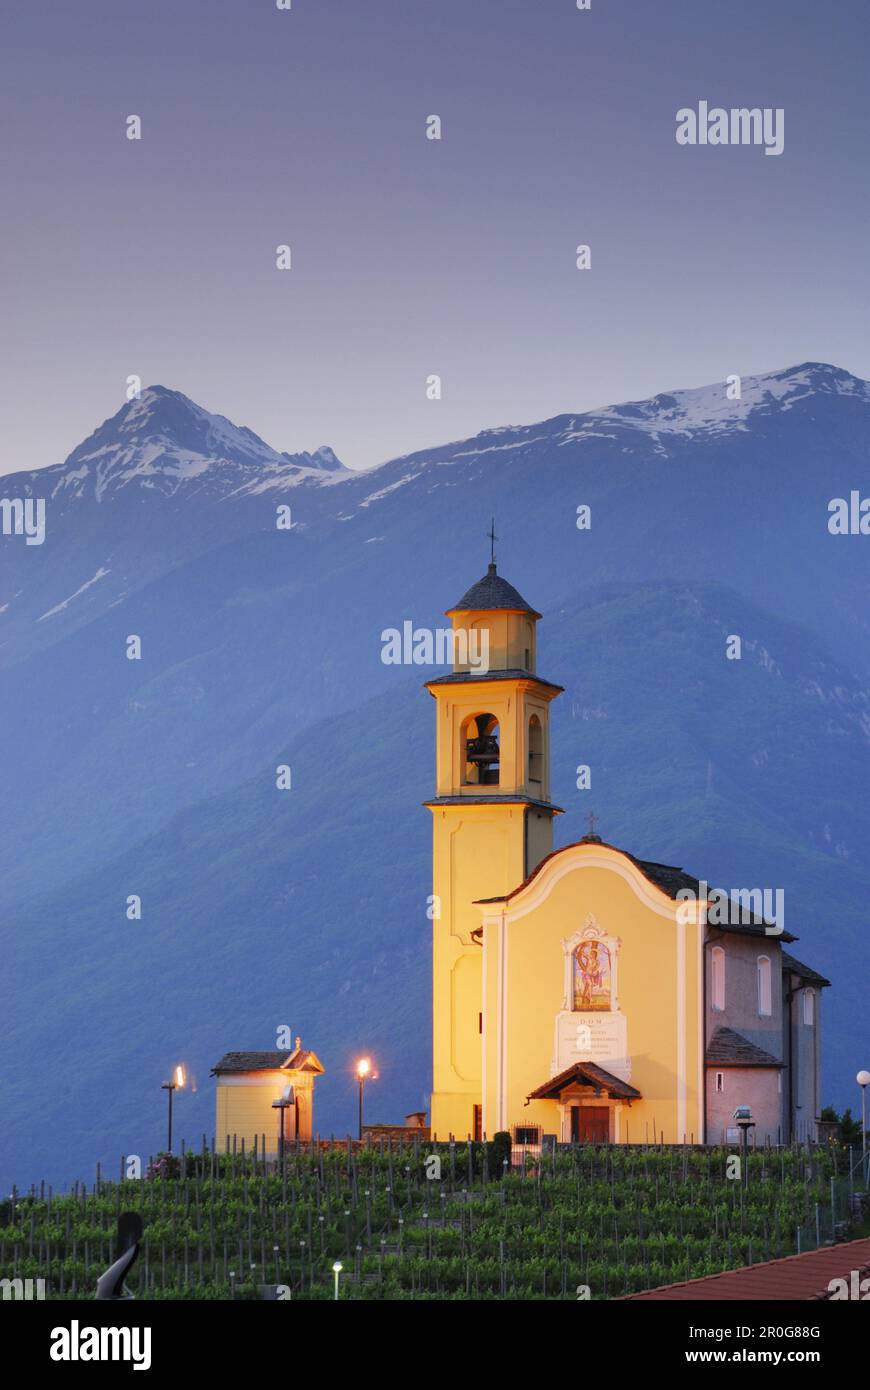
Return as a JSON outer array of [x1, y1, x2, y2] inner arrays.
[[488, 518, 498, 566], [585, 810, 598, 838]]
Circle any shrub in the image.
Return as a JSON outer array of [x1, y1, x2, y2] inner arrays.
[[147, 1152, 181, 1180], [487, 1131, 512, 1178]]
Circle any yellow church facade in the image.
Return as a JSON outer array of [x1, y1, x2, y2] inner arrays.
[[427, 562, 827, 1147], [476, 840, 704, 1145]]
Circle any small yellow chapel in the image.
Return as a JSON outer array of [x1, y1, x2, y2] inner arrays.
[[426, 562, 828, 1148]]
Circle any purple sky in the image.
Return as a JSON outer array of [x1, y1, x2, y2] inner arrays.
[[2, 0, 868, 475]]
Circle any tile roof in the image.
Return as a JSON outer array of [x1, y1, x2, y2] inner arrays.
[[472, 839, 795, 940], [705, 1027, 783, 1068], [527, 1061, 641, 1101], [448, 563, 541, 617], [424, 669, 563, 692], [211, 1051, 288, 1073], [631, 857, 792, 937], [781, 951, 831, 987], [211, 1049, 324, 1075], [426, 794, 561, 813], [621, 1236, 870, 1300], [283, 1047, 325, 1074]]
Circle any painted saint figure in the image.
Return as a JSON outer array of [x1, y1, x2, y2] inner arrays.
[[573, 940, 611, 1011]]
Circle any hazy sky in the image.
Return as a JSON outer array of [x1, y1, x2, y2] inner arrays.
[[2, 0, 868, 474]]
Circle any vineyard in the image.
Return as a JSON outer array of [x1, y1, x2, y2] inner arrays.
[[1, 1141, 864, 1300]]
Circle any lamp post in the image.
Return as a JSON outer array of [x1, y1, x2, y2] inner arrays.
[[733, 1105, 754, 1188], [272, 1085, 295, 1174], [356, 1058, 372, 1141], [858, 1071, 870, 1163], [332, 1260, 343, 1301], [161, 1064, 185, 1152]]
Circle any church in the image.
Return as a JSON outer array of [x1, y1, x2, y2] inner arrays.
[[426, 562, 829, 1148]]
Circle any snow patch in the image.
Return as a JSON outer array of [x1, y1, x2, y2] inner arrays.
[[37, 567, 111, 621]]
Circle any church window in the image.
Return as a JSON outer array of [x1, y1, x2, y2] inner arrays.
[[528, 715, 543, 786], [711, 946, 725, 1011], [757, 956, 772, 1017], [715, 1071, 724, 1093], [472, 1105, 482, 1141], [802, 988, 814, 1026], [462, 712, 500, 786]]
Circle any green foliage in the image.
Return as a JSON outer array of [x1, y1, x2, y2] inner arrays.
[[487, 1132, 513, 1179], [0, 1142, 852, 1301], [818, 1106, 865, 1147], [836, 1108, 864, 1147]]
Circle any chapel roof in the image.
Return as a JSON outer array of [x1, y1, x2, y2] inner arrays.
[[705, 1027, 783, 1068], [448, 563, 541, 618], [211, 1049, 324, 1075], [473, 838, 796, 941]]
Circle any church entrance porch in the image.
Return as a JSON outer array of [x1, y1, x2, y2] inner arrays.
[[526, 1059, 641, 1145]]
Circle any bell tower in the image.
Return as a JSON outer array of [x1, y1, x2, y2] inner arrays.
[[425, 559, 562, 1139]]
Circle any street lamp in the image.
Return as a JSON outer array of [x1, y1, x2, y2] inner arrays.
[[332, 1260, 343, 1301], [272, 1084, 295, 1173], [356, 1057, 373, 1141], [733, 1105, 754, 1187], [857, 1071, 870, 1162], [161, 1064, 186, 1152]]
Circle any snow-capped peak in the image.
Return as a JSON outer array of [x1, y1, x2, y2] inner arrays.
[[29, 386, 347, 504], [561, 362, 870, 444]]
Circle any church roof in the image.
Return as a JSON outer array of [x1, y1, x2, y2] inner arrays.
[[474, 838, 796, 941], [425, 794, 562, 813], [705, 1028, 783, 1068], [424, 669, 563, 692], [211, 1049, 324, 1075], [448, 563, 541, 618], [527, 1061, 641, 1102], [781, 952, 831, 988]]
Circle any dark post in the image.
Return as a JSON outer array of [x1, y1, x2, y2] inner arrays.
[[733, 1106, 754, 1189], [161, 1083, 175, 1152]]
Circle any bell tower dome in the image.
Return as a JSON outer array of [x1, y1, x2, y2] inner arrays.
[[426, 557, 562, 1140]]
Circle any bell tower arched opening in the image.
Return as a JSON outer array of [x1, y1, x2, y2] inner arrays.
[[462, 712, 500, 786], [528, 714, 543, 788]]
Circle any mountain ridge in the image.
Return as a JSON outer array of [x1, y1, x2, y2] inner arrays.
[[6, 361, 869, 501]]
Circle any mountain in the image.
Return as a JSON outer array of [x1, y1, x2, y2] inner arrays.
[[1, 364, 869, 1189], [19, 384, 347, 506]]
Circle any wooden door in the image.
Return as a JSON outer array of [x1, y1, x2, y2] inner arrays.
[[573, 1105, 609, 1143]]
